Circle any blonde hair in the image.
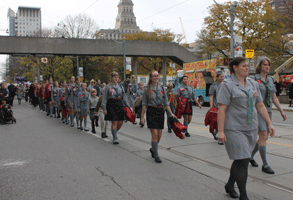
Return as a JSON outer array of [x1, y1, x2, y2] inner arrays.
[[167, 83, 174, 89], [91, 88, 97, 95], [111, 71, 119, 78], [255, 58, 271, 74], [147, 71, 158, 100]]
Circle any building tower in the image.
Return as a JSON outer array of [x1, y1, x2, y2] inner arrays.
[[15, 6, 42, 37], [115, 0, 140, 34], [7, 8, 16, 36]]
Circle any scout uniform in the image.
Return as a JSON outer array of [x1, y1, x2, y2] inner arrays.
[[166, 90, 176, 132], [88, 95, 99, 133], [95, 94, 108, 138], [51, 86, 60, 118], [134, 88, 144, 126], [251, 74, 276, 133], [77, 90, 90, 131], [217, 75, 263, 160], [209, 82, 220, 109], [64, 83, 75, 125], [128, 82, 138, 108], [73, 83, 81, 128], [59, 87, 68, 123], [102, 82, 129, 144], [93, 84, 103, 97], [17, 87, 24, 104], [142, 83, 169, 130], [175, 84, 196, 116]]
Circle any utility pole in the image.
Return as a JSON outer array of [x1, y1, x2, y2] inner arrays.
[[230, 1, 238, 58], [37, 65, 40, 82]]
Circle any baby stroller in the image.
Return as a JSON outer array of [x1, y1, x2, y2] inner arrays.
[[0, 98, 16, 125]]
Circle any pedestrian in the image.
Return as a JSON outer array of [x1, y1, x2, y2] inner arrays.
[[134, 82, 145, 128], [141, 71, 176, 163], [31, 82, 39, 107], [16, 87, 24, 104], [51, 81, 60, 118], [87, 79, 95, 93], [274, 80, 281, 97], [175, 75, 202, 137], [93, 79, 103, 97], [129, 75, 139, 124], [88, 88, 99, 134], [8, 82, 17, 106], [77, 83, 90, 131], [0, 82, 9, 99], [24, 84, 29, 102], [208, 71, 225, 145], [64, 76, 76, 126], [216, 57, 275, 200], [38, 81, 44, 111], [287, 79, 293, 107], [44, 78, 54, 117], [102, 71, 130, 144], [249, 58, 287, 174], [95, 86, 109, 138], [60, 81, 68, 123], [73, 77, 82, 129], [121, 78, 131, 123], [166, 83, 176, 133]]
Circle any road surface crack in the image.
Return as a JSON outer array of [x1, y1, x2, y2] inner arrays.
[[96, 166, 136, 200]]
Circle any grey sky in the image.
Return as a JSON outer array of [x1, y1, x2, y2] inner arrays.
[[0, 0, 233, 81]]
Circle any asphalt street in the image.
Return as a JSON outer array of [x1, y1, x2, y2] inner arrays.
[[0, 101, 293, 200]]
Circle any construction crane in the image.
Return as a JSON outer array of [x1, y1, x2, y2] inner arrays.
[[179, 17, 188, 44]]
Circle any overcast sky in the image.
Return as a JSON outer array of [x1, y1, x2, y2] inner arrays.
[[0, 0, 232, 82], [0, 0, 298, 82]]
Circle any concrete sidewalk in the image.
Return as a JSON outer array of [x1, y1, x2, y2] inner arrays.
[[272, 103, 293, 112]]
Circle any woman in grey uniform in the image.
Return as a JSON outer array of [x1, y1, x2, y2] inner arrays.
[[249, 58, 287, 174], [73, 77, 81, 129], [77, 83, 90, 131], [141, 71, 176, 163], [135, 82, 144, 127], [175, 76, 202, 137], [64, 76, 75, 126], [88, 89, 99, 134], [129, 75, 138, 124], [51, 81, 60, 118], [209, 71, 225, 145], [217, 57, 275, 200], [102, 71, 130, 144]]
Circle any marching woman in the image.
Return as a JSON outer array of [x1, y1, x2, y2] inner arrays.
[[102, 72, 130, 144], [166, 83, 176, 133], [88, 88, 99, 134], [135, 82, 145, 128], [209, 71, 225, 145], [141, 71, 176, 163], [175, 76, 202, 137], [59, 81, 68, 123], [249, 58, 287, 174], [51, 81, 60, 118], [216, 57, 275, 200], [44, 78, 54, 117], [73, 77, 82, 129], [64, 76, 75, 126], [95, 85, 109, 138], [77, 83, 90, 131], [129, 75, 138, 124]]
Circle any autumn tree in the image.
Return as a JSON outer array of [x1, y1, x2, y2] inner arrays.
[[197, 0, 293, 67], [123, 28, 184, 75]]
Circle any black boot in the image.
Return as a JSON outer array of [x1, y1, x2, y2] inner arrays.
[[91, 121, 96, 134], [95, 116, 99, 127]]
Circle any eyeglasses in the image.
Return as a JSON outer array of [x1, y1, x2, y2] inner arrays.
[[152, 75, 159, 77]]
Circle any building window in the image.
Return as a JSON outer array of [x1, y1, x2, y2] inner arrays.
[[37, 23, 38, 25], [30, 19, 32, 21], [131, 19, 133, 23], [20, 11, 21, 16], [30, 10, 32, 17], [33, 11, 35, 17], [26, 23, 28, 25], [23, 9, 25, 17], [27, 9, 28, 17]]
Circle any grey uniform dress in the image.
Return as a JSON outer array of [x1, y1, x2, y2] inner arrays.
[[65, 83, 75, 109], [176, 84, 196, 115], [135, 89, 144, 118], [51, 87, 60, 108], [88, 96, 99, 121], [102, 83, 129, 121], [209, 82, 220, 109], [217, 75, 263, 160], [72, 84, 81, 111], [142, 83, 169, 129], [77, 90, 90, 116], [128, 82, 138, 108], [17, 88, 24, 99], [251, 74, 276, 133]]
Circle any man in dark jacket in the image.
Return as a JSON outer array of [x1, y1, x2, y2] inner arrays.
[[8, 82, 16, 106]]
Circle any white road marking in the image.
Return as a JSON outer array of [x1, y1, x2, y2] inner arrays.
[[0, 159, 28, 168]]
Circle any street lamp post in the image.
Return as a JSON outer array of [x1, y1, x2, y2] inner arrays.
[[123, 40, 126, 80], [230, 1, 238, 58]]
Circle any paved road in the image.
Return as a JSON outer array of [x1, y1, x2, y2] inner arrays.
[[0, 101, 293, 200]]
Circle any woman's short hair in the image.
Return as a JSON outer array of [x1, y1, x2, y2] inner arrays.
[[167, 83, 174, 88], [229, 57, 247, 74], [91, 88, 96, 95], [180, 75, 188, 82], [255, 58, 271, 74]]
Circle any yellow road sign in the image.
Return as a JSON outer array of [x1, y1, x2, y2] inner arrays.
[[245, 49, 254, 59]]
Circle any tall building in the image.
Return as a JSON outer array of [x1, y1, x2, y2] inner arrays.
[[7, 8, 16, 36], [97, 0, 140, 40], [15, 6, 42, 37]]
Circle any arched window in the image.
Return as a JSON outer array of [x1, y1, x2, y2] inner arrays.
[[131, 19, 133, 23]]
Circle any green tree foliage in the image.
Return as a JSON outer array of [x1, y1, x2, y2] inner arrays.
[[124, 29, 184, 75], [197, 0, 292, 67]]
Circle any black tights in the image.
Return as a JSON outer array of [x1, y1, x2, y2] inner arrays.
[[226, 158, 250, 200]]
